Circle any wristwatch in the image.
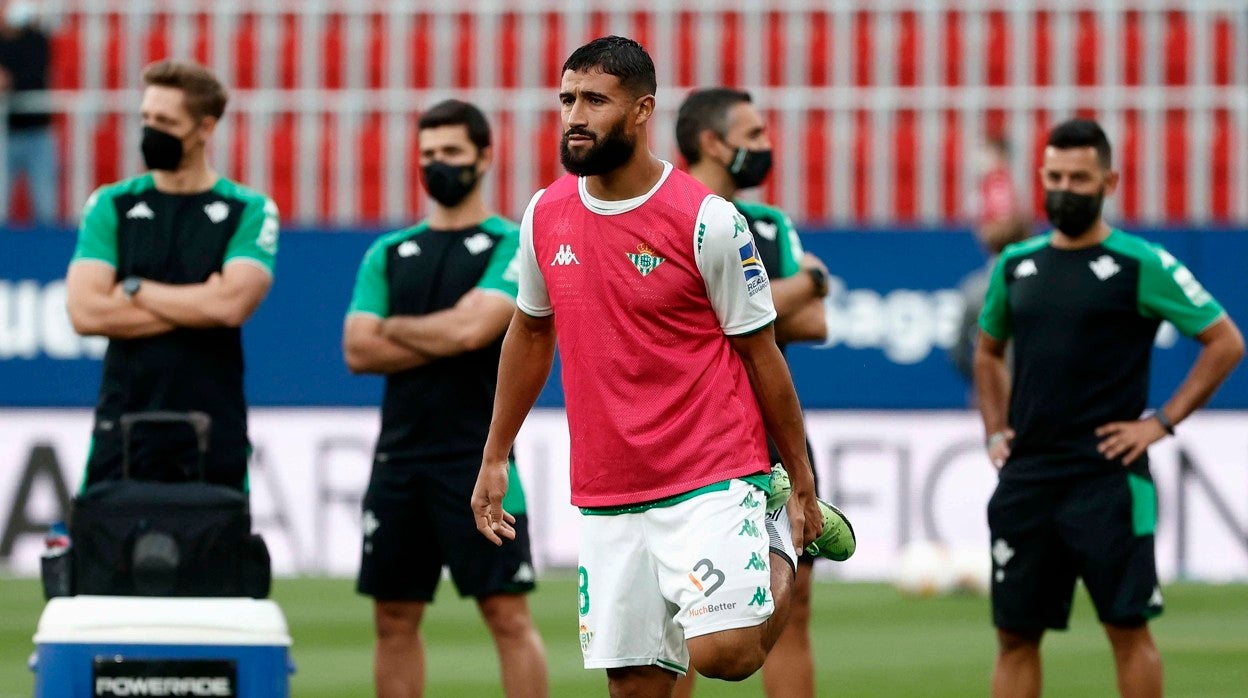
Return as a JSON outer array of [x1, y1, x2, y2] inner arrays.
[[122, 276, 143, 299], [807, 266, 829, 298]]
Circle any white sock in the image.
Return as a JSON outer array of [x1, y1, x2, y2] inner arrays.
[[765, 506, 797, 574]]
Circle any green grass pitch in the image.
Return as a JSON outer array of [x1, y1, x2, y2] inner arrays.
[[2, 575, 1246, 696]]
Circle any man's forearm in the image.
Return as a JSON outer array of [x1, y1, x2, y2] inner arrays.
[[774, 297, 826, 344], [135, 281, 242, 328], [1162, 324, 1245, 424], [70, 290, 175, 339], [482, 313, 556, 463], [383, 312, 469, 357], [769, 273, 819, 317], [741, 344, 815, 492], [974, 351, 1011, 435]]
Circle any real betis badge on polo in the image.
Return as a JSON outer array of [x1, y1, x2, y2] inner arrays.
[[627, 243, 666, 276]]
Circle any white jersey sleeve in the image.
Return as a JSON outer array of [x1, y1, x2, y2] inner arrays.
[[516, 189, 553, 317], [694, 195, 777, 335]]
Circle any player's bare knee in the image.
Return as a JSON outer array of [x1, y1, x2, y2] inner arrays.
[[688, 632, 766, 682], [605, 665, 676, 697], [374, 601, 423, 638], [477, 596, 535, 641], [693, 648, 766, 682], [996, 628, 1042, 654]]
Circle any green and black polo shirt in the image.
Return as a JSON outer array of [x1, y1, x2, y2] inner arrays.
[[71, 173, 278, 486], [979, 229, 1225, 479], [347, 216, 520, 462]]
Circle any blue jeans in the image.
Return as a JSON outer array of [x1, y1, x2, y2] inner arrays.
[[4, 126, 59, 224]]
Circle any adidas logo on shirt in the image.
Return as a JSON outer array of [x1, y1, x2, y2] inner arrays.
[[125, 201, 155, 219], [551, 244, 580, 266]]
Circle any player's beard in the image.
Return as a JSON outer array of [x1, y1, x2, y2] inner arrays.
[[560, 119, 635, 177]]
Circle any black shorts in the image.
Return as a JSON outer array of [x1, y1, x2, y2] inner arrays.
[[988, 468, 1163, 631], [356, 455, 535, 602], [767, 436, 820, 564]]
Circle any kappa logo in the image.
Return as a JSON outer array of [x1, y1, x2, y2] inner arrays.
[[551, 244, 580, 266], [752, 220, 778, 241], [203, 201, 229, 224], [738, 240, 768, 296], [125, 201, 155, 220], [397, 240, 421, 258], [512, 562, 535, 584], [1089, 254, 1121, 281], [626, 242, 666, 276], [1014, 259, 1038, 279], [1148, 585, 1164, 608], [361, 509, 380, 555], [463, 232, 494, 255]]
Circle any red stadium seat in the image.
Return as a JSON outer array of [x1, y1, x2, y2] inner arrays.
[[233, 15, 257, 89], [268, 113, 295, 217], [49, 14, 80, 89], [1165, 111, 1188, 221], [808, 12, 830, 87], [1164, 11, 1189, 86], [322, 14, 343, 89], [1210, 110, 1231, 221], [358, 113, 384, 224], [1075, 11, 1097, 86]]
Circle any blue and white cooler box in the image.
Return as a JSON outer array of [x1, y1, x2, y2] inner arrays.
[[31, 596, 292, 697]]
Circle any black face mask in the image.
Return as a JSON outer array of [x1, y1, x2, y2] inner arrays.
[[141, 126, 185, 171], [1044, 189, 1104, 238], [726, 146, 773, 189], [421, 161, 480, 208]]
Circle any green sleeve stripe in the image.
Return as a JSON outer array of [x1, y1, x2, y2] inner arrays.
[[223, 193, 279, 273], [347, 234, 395, 318], [476, 215, 520, 299], [977, 253, 1012, 340], [71, 186, 120, 266], [1103, 231, 1226, 337]]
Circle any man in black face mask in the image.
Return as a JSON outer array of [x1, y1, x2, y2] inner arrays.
[[975, 118, 1244, 698], [342, 99, 548, 698], [672, 87, 839, 698], [66, 59, 278, 490]]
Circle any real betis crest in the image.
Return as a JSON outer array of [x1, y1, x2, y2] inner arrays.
[[627, 243, 666, 277]]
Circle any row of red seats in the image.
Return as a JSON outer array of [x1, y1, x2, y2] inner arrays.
[[49, 10, 1239, 92], [51, 107, 1226, 225]]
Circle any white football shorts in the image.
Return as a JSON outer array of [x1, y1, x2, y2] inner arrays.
[[576, 479, 775, 673]]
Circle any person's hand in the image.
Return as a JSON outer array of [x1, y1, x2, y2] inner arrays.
[[788, 487, 821, 552], [1096, 418, 1167, 465], [471, 459, 516, 545], [986, 429, 1015, 469], [799, 252, 828, 275]]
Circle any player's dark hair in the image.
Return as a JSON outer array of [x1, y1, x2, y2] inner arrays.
[[142, 59, 229, 121], [1047, 118, 1112, 169], [418, 99, 492, 151], [562, 35, 657, 98], [675, 88, 753, 165]]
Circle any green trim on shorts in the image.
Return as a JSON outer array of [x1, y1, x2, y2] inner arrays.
[[656, 658, 688, 674], [580, 474, 771, 516], [1127, 473, 1157, 536], [501, 458, 527, 514]]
